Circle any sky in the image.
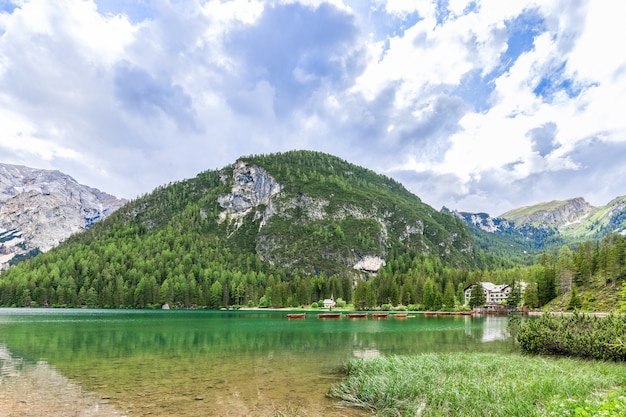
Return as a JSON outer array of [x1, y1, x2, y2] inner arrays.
[[1, 0, 626, 216]]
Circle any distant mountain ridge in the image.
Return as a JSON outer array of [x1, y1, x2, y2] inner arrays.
[[0, 163, 126, 269], [446, 196, 626, 259]]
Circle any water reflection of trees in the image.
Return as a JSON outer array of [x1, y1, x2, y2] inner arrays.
[[0, 315, 516, 366]]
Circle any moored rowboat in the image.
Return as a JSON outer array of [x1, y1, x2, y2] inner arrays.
[[286, 313, 306, 319], [346, 313, 367, 319], [317, 313, 342, 319]]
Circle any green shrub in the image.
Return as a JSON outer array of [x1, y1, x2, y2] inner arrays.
[[517, 313, 626, 361], [311, 302, 318, 309]]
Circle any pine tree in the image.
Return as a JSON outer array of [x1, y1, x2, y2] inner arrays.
[[443, 280, 456, 310], [523, 282, 539, 308], [423, 278, 436, 310], [468, 283, 486, 308], [507, 281, 521, 308]]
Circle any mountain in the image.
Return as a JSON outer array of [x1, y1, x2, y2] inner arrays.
[[0, 163, 126, 270], [447, 196, 626, 259], [114, 151, 483, 275], [499, 197, 594, 230], [0, 151, 493, 308], [215, 153, 481, 274]]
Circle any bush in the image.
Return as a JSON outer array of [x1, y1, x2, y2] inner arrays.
[[336, 298, 347, 308], [381, 303, 392, 311], [517, 313, 626, 361], [311, 302, 318, 309]]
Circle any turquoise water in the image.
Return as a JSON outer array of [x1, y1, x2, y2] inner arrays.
[[0, 309, 518, 416]]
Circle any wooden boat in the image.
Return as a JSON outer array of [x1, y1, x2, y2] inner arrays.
[[346, 313, 367, 319], [423, 311, 438, 316], [370, 313, 389, 319], [392, 313, 408, 319], [317, 313, 342, 319], [286, 313, 306, 319], [437, 311, 451, 316]]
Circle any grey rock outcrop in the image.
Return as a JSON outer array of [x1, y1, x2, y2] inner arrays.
[[444, 208, 516, 233], [0, 163, 126, 269], [500, 197, 594, 229], [353, 255, 386, 272], [218, 161, 283, 215], [218, 160, 283, 230]]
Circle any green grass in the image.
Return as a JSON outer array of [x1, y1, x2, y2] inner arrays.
[[329, 353, 626, 417]]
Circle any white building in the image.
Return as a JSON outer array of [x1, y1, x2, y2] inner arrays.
[[464, 282, 527, 305]]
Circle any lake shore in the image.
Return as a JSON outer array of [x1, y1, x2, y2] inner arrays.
[[0, 346, 127, 417], [527, 310, 613, 317]]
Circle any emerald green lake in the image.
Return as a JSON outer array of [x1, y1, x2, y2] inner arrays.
[[0, 309, 518, 416]]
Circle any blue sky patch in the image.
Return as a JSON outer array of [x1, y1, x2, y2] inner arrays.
[[533, 61, 593, 101], [0, 0, 18, 14], [435, 0, 450, 25], [366, 5, 421, 42], [453, 69, 497, 113], [463, 1, 479, 15], [502, 8, 545, 70], [94, 0, 155, 23]]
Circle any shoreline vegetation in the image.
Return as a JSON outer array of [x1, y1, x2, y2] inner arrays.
[[328, 352, 626, 417], [329, 313, 626, 417]]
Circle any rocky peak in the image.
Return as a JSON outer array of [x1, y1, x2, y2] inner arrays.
[[500, 197, 594, 229], [218, 160, 284, 225], [0, 163, 126, 270], [442, 207, 514, 234]]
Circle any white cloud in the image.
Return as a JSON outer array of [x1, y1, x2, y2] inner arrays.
[[0, 0, 625, 215]]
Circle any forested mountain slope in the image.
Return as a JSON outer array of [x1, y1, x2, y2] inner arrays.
[[0, 151, 499, 309]]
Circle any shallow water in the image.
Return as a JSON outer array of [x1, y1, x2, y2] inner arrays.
[[0, 309, 517, 416]]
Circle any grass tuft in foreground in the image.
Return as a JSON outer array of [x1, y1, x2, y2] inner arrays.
[[329, 353, 626, 417]]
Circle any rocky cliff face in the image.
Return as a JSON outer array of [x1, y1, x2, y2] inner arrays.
[[444, 209, 515, 234], [0, 163, 126, 269], [500, 197, 594, 229]]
